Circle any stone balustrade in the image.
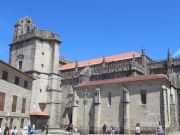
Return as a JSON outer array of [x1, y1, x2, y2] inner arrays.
[[13, 29, 60, 43]]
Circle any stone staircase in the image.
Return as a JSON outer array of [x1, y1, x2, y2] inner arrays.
[[33, 129, 80, 135], [32, 129, 180, 135]]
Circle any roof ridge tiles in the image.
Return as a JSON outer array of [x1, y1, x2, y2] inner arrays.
[[60, 52, 141, 71], [74, 74, 168, 88]]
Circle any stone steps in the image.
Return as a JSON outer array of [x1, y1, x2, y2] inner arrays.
[[33, 129, 80, 135]]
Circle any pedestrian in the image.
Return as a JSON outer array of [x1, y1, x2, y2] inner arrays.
[[135, 123, 140, 135], [44, 124, 48, 135], [0, 125, 2, 135], [4, 126, 9, 135], [41, 125, 44, 133], [111, 125, 115, 135], [28, 125, 32, 134], [11, 126, 17, 135], [32, 124, 35, 132], [156, 121, 164, 135], [69, 123, 73, 134], [22, 126, 28, 135], [103, 124, 107, 135]]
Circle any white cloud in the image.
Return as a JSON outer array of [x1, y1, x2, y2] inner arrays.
[[173, 49, 180, 57]]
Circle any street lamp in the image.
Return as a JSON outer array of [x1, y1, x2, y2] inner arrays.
[[82, 89, 88, 135]]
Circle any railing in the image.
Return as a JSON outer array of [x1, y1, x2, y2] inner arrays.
[[173, 58, 180, 66], [149, 58, 180, 68], [61, 64, 131, 80], [149, 61, 165, 69], [131, 62, 146, 74], [61, 61, 148, 79]]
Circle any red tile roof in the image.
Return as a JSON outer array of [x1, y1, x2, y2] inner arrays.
[[74, 74, 168, 88], [30, 112, 49, 116], [60, 52, 141, 70]]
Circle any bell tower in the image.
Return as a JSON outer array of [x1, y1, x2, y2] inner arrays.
[[9, 16, 62, 128]]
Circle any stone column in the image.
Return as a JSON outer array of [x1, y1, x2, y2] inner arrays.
[[170, 87, 178, 129], [82, 89, 89, 135], [123, 87, 130, 134], [94, 88, 101, 133], [161, 85, 168, 134], [130, 55, 138, 76], [72, 90, 79, 128], [47, 39, 62, 128], [141, 48, 147, 74], [47, 74, 62, 128]]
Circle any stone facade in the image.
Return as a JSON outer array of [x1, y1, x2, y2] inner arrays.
[[59, 47, 180, 134], [1, 16, 180, 134], [0, 60, 33, 131], [9, 16, 61, 129], [73, 75, 178, 134]]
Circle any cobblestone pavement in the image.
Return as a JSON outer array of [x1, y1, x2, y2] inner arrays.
[[33, 134, 156, 135], [33, 133, 180, 135]]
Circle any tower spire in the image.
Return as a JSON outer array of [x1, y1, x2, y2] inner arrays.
[[75, 60, 79, 67], [132, 54, 135, 62], [75, 60, 79, 72], [102, 55, 106, 68]]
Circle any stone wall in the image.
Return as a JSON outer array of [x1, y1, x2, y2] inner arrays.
[[128, 80, 170, 133], [74, 85, 123, 133], [74, 79, 172, 134], [0, 61, 33, 90], [0, 79, 31, 130], [10, 40, 36, 73], [9, 16, 61, 128]]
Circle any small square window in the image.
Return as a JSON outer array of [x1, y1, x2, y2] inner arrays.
[[24, 81, 28, 89], [15, 76, 19, 85], [41, 64, 44, 68], [2, 70, 8, 81], [18, 61, 22, 70]]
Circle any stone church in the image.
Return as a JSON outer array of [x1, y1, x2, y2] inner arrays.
[[1, 16, 180, 134]]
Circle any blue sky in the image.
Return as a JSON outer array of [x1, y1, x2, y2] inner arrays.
[[0, 0, 180, 62]]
